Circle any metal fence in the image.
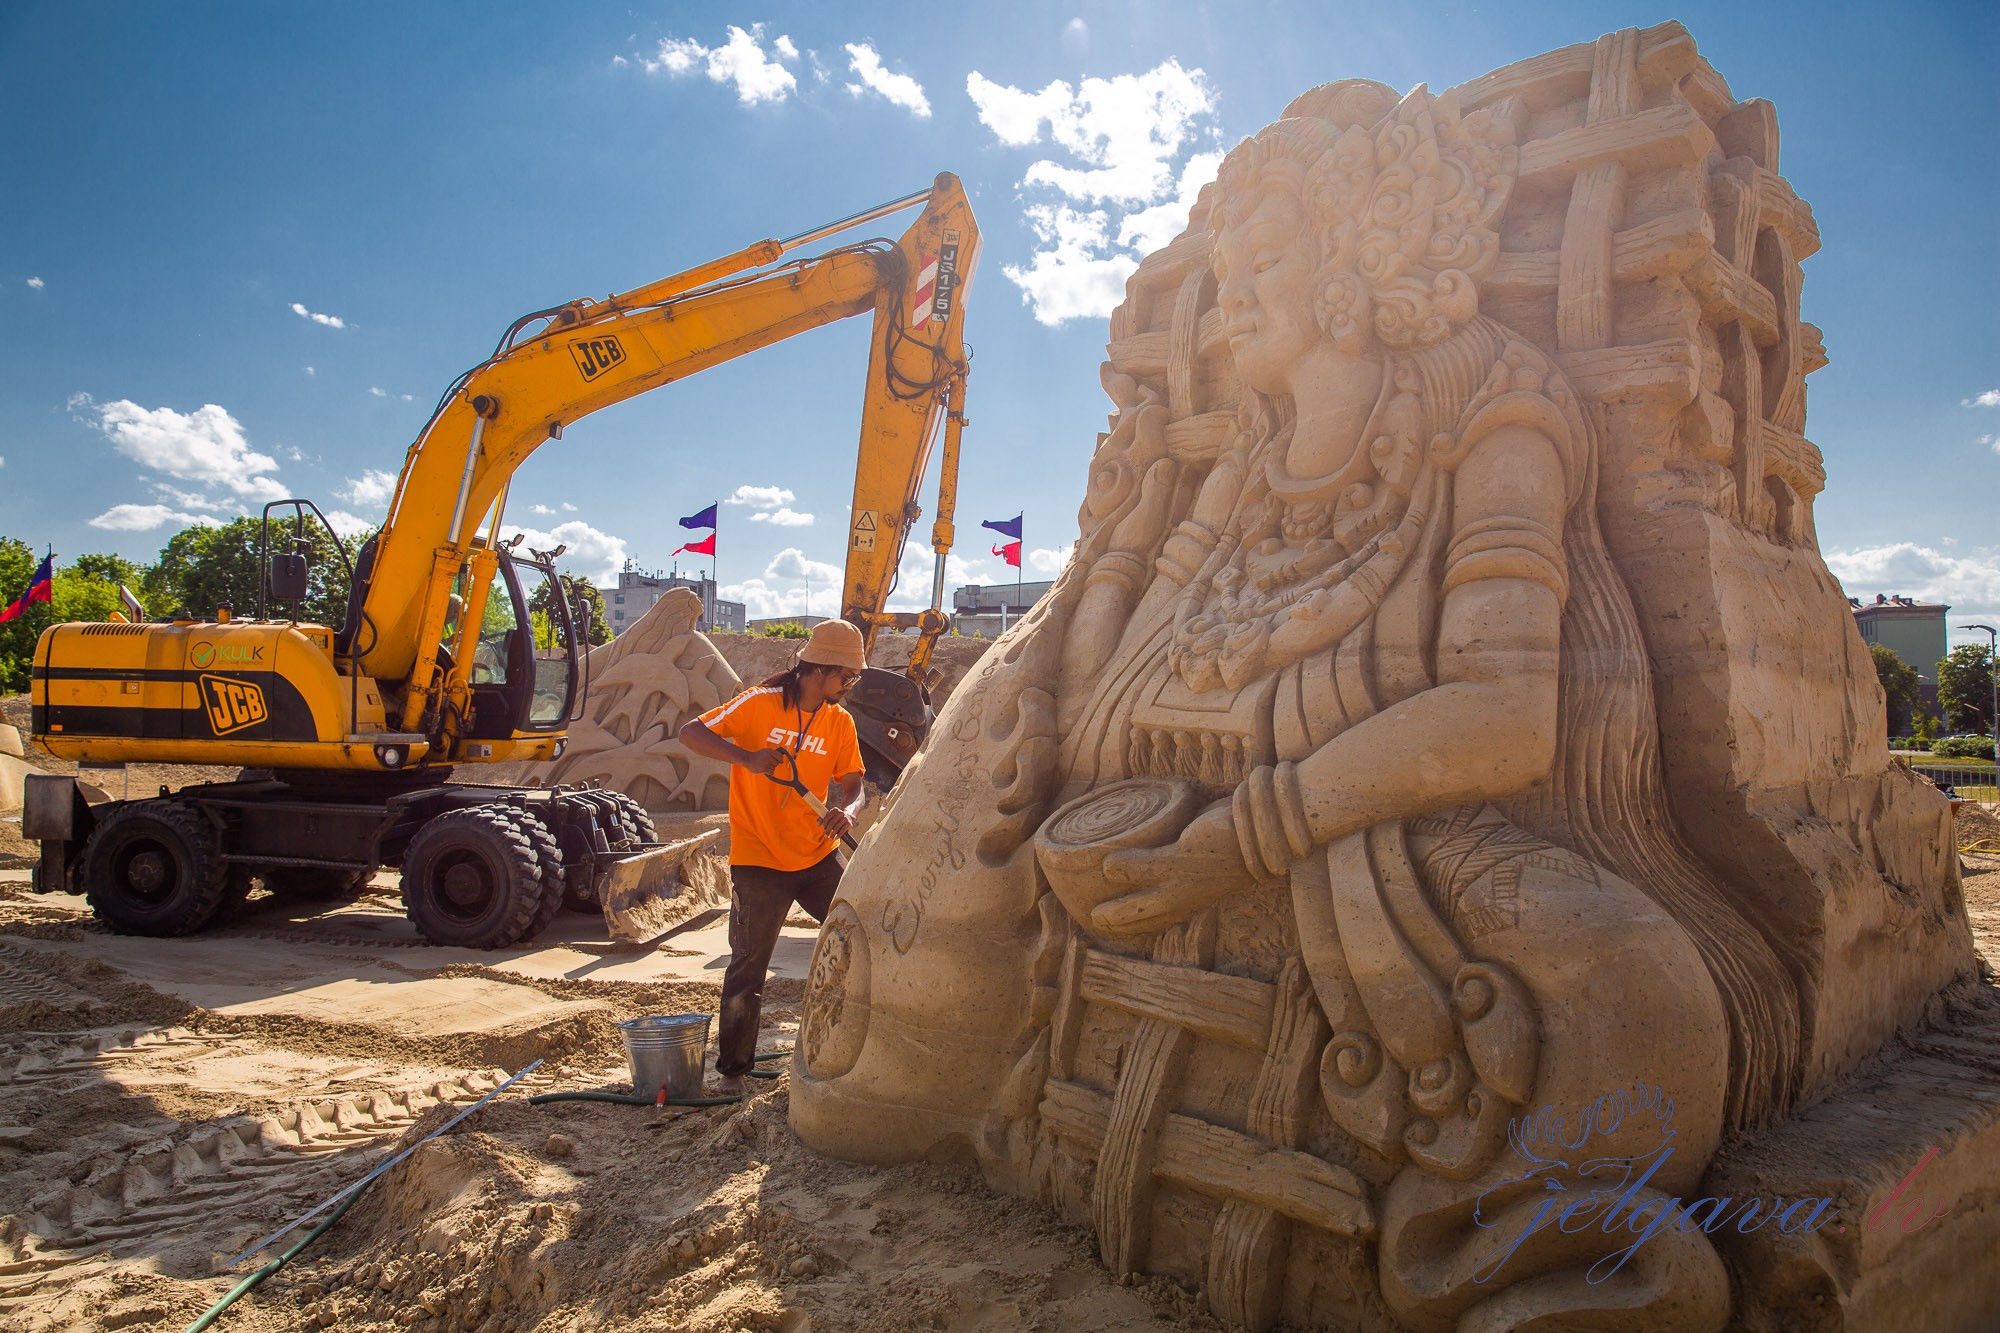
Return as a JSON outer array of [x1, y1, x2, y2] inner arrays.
[[1907, 763, 2000, 798]]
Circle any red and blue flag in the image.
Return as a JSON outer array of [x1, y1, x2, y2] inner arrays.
[[0, 553, 54, 623]]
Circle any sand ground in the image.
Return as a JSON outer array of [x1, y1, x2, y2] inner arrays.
[[5, 699, 1999, 1330]]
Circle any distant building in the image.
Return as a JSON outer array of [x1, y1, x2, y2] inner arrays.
[[1851, 594, 1948, 682], [609, 564, 745, 635], [952, 578, 1057, 637]]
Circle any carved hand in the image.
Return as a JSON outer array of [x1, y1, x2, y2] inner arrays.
[[1093, 800, 1256, 936]]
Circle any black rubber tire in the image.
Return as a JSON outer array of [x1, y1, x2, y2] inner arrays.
[[83, 801, 228, 937], [401, 806, 547, 949], [210, 865, 256, 926], [505, 806, 565, 944], [264, 866, 373, 902], [600, 790, 657, 845]]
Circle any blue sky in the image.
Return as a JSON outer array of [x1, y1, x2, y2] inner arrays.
[[1, 1, 1994, 639]]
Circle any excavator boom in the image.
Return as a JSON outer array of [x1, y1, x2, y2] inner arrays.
[[356, 173, 980, 741]]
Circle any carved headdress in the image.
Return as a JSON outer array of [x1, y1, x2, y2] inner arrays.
[[1212, 80, 1516, 352]]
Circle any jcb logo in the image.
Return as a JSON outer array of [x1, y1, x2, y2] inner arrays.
[[200, 674, 268, 736], [569, 335, 627, 381]]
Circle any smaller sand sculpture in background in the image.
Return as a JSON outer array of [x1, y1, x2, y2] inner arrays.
[[540, 588, 740, 813]]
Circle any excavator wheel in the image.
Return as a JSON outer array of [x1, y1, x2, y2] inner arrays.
[[82, 800, 229, 937], [210, 865, 256, 927], [264, 866, 374, 902], [502, 805, 566, 944], [599, 790, 657, 846], [401, 806, 548, 949]]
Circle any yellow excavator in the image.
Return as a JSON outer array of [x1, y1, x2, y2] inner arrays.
[[24, 174, 979, 947]]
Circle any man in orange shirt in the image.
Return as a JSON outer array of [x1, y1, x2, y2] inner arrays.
[[679, 619, 867, 1095]]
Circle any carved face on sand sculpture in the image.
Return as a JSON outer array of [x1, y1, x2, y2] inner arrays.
[[1212, 189, 1322, 396]]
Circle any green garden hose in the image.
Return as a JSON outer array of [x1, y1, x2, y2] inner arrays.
[[183, 1188, 361, 1333]]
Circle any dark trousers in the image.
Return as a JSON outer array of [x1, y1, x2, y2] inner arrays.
[[717, 852, 843, 1076]]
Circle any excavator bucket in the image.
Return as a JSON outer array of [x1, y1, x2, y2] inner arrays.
[[597, 828, 724, 944], [845, 667, 932, 789]]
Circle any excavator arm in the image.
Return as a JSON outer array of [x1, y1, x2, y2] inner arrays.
[[350, 174, 980, 746]]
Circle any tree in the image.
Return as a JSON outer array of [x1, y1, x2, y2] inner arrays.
[[1869, 643, 1923, 736], [0, 536, 38, 693], [1937, 643, 1996, 735], [71, 552, 143, 587], [526, 573, 610, 648], [141, 516, 359, 628]]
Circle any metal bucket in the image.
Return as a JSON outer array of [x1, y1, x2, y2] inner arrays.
[[619, 1014, 711, 1099]]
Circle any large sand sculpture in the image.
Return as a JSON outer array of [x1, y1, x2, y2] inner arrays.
[[791, 24, 1991, 1330]]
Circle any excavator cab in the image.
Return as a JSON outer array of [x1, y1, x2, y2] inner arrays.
[[462, 552, 578, 740]]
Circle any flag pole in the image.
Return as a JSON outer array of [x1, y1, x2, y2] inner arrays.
[[1015, 513, 1023, 609]]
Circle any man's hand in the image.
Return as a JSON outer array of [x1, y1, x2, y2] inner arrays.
[[819, 804, 856, 839], [740, 747, 782, 776]]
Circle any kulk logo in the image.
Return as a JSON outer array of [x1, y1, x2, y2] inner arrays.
[[569, 335, 627, 381], [200, 674, 269, 735], [190, 642, 216, 668]]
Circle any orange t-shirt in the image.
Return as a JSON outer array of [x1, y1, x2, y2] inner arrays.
[[697, 685, 864, 872]]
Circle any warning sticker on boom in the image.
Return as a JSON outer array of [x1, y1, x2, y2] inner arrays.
[[851, 509, 879, 552]]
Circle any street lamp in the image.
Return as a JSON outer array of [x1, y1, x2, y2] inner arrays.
[[1958, 623, 1998, 771]]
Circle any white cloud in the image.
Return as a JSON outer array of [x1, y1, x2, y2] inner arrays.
[[1061, 18, 1090, 58], [719, 578, 830, 620], [719, 546, 846, 618], [882, 541, 1006, 613], [74, 395, 289, 503], [561, 501, 577, 512], [644, 24, 797, 105], [26, 277, 44, 290], [1118, 151, 1224, 253], [324, 510, 377, 538], [1002, 205, 1139, 326], [151, 483, 217, 509], [1027, 545, 1072, 575], [748, 507, 815, 526], [1825, 542, 2000, 636], [369, 386, 387, 397], [530, 503, 555, 515], [338, 468, 398, 508], [1963, 390, 2000, 408], [727, 484, 795, 509], [0, 455, 6, 468], [304, 366, 315, 376], [767, 547, 843, 584], [1983, 434, 1998, 453], [500, 519, 630, 586], [610, 54, 628, 68], [88, 504, 223, 532], [290, 302, 347, 329], [845, 42, 930, 116], [968, 60, 1222, 325]]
